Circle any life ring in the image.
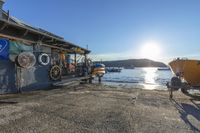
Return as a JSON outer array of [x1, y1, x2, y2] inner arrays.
[[49, 65, 61, 81], [16, 52, 36, 69], [38, 53, 50, 66]]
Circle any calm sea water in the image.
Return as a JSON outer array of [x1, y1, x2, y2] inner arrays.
[[102, 67, 173, 90]]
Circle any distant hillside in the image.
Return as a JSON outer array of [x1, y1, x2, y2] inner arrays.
[[95, 59, 167, 67]]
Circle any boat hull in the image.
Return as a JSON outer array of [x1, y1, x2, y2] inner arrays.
[[169, 59, 200, 87]]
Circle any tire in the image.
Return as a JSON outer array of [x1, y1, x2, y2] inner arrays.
[[171, 77, 181, 90]]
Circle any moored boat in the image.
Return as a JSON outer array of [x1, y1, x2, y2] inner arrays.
[[106, 67, 122, 73], [167, 58, 200, 98], [169, 58, 200, 87], [157, 67, 171, 71], [92, 63, 106, 76], [124, 65, 135, 69]]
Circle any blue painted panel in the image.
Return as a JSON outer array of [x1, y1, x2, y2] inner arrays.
[[20, 45, 52, 92], [0, 40, 54, 94], [0, 39, 9, 60], [20, 65, 52, 92]]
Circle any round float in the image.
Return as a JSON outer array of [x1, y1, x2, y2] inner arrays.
[[16, 52, 36, 69], [38, 53, 50, 66]]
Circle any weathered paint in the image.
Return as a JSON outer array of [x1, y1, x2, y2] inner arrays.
[[21, 45, 52, 92], [0, 60, 17, 94], [0, 40, 54, 94]]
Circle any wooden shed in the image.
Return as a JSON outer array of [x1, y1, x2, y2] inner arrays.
[[0, 1, 92, 94]]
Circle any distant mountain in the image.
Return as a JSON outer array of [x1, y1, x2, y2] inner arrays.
[[95, 59, 167, 67]]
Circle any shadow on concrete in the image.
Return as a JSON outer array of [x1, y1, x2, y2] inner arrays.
[[0, 101, 18, 105], [170, 99, 200, 132]]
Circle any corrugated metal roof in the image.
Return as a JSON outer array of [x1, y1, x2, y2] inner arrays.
[[0, 9, 90, 54], [11, 16, 64, 40]]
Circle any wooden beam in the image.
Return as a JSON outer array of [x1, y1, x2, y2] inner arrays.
[[0, 19, 91, 54], [41, 43, 73, 53], [0, 33, 73, 53], [0, 33, 33, 45], [22, 29, 29, 37], [45, 38, 54, 43], [40, 35, 45, 42], [0, 23, 7, 31]]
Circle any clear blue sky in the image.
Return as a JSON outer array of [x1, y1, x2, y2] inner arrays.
[[3, 0, 200, 62]]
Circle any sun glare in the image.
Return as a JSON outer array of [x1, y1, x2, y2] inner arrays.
[[139, 41, 161, 60]]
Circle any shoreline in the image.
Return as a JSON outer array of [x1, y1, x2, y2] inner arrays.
[[96, 80, 169, 91], [0, 83, 199, 133]]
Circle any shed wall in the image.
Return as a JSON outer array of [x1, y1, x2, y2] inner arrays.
[[0, 60, 18, 93], [20, 45, 52, 91], [0, 40, 53, 94]]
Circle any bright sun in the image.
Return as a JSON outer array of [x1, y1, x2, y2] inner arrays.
[[140, 41, 161, 60]]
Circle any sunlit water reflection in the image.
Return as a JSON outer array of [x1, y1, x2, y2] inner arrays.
[[143, 67, 157, 84], [101, 67, 173, 90], [142, 68, 159, 90]]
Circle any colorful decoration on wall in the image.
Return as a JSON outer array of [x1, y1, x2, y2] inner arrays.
[[49, 65, 61, 81], [16, 52, 36, 68], [0, 39, 9, 60]]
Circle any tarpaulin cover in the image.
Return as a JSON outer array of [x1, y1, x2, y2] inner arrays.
[[9, 41, 33, 55], [94, 63, 105, 68], [9, 41, 33, 61], [0, 39, 9, 60]]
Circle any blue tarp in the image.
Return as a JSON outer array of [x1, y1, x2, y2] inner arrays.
[[0, 39, 9, 60], [94, 63, 105, 68]]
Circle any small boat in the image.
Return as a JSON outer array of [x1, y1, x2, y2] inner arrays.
[[92, 63, 106, 76], [157, 67, 170, 71], [106, 67, 122, 73], [124, 65, 135, 69], [167, 58, 200, 98]]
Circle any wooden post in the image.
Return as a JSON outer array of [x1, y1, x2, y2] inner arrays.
[[84, 54, 87, 77], [16, 66, 22, 93], [74, 53, 77, 71], [89, 77, 92, 84], [88, 76, 93, 84], [98, 76, 101, 83], [170, 88, 173, 99], [15, 64, 20, 93], [84, 54, 87, 66]]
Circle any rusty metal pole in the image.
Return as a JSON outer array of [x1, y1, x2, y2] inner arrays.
[[89, 78, 92, 84], [84, 54, 87, 66], [170, 88, 173, 99], [98, 76, 101, 83], [74, 53, 77, 70], [84, 54, 87, 77]]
